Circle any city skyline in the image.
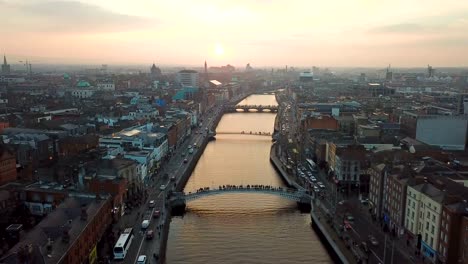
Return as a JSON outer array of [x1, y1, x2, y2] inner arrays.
[[1, 0, 468, 67]]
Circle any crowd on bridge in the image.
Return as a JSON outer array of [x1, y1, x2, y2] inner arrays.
[[240, 131, 271, 135], [189, 184, 297, 194]]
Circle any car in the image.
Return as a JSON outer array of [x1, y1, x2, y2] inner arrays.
[[146, 230, 154, 240], [141, 220, 150, 229], [153, 210, 160, 218], [148, 200, 155, 208], [170, 176, 176, 182], [137, 255, 147, 264], [183, 158, 188, 163], [345, 215, 355, 222], [338, 200, 345, 205], [368, 235, 379, 246], [160, 184, 166, 190], [181, 152, 186, 157], [360, 198, 369, 205]]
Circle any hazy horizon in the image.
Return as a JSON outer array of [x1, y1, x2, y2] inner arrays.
[[2, 0, 468, 67]]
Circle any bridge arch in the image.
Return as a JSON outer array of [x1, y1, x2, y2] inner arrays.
[[169, 186, 311, 215]]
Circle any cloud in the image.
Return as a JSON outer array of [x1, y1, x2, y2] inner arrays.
[[368, 23, 425, 34], [0, 0, 157, 33]]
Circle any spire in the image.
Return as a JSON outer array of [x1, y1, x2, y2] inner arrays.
[[3, 54, 6, 65], [204, 60, 207, 74]]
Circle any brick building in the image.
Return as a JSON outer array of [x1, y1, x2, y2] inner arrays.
[[438, 201, 468, 264], [0, 196, 113, 264], [58, 135, 99, 157], [383, 169, 411, 236], [301, 115, 339, 132], [88, 177, 128, 217], [0, 144, 18, 186]]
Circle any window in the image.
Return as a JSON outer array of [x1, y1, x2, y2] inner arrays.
[[427, 211, 430, 218], [425, 233, 428, 241], [432, 215, 435, 222], [426, 222, 429, 230], [430, 237, 433, 247], [431, 225, 435, 234]]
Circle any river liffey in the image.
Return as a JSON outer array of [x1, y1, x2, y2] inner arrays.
[[166, 95, 331, 264]]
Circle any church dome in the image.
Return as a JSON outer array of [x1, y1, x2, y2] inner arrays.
[[77, 80, 91, 88]]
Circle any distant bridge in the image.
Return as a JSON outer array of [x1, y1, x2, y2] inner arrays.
[[169, 185, 311, 214], [224, 104, 279, 113], [215, 131, 273, 137]]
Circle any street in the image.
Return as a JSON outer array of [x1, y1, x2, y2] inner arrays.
[[110, 101, 229, 264]]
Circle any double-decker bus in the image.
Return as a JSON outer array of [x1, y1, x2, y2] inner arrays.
[[113, 228, 134, 260]]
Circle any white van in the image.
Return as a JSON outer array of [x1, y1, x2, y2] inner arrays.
[[141, 220, 150, 229]]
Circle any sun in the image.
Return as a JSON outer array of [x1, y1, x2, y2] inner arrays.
[[215, 43, 224, 56]]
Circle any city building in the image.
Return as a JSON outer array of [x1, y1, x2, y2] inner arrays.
[[405, 182, 449, 262], [0, 196, 112, 264], [0, 144, 18, 186], [369, 163, 387, 218], [97, 158, 139, 196], [332, 144, 368, 191], [96, 81, 115, 91], [299, 71, 313, 82], [438, 201, 468, 263], [383, 168, 412, 237], [176, 70, 199, 88], [415, 115, 468, 151]]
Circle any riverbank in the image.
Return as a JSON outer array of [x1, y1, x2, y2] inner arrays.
[[269, 144, 302, 189]]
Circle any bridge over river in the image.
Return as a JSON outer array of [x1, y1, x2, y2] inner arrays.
[[223, 104, 279, 113], [215, 131, 273, 137], [169, 185, 311, 214]]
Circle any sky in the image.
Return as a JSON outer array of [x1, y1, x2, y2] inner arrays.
[[1, 0, 468, 67]]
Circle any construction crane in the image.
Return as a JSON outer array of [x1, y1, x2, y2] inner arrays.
[[18, 60, 35, 75]]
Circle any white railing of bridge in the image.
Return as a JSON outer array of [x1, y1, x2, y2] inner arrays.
[[182, 188, 308, 202]]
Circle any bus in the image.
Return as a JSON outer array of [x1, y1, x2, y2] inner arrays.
[[113, 228, 134, 260]]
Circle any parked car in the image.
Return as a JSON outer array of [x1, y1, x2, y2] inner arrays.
[[148, 200, 155, 208], [170, 176, 176, 182], [160, 184, 166, 190], [183, 158, 188, 163]]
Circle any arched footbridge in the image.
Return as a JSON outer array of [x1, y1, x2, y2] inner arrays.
[[169, 185, 311, 213]]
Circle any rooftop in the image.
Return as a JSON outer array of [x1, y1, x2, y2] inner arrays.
[[1, 196, 110, 264]]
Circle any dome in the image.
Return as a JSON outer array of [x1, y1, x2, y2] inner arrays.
[[77, 80, 91, 88], [63, 73, 70, 80]]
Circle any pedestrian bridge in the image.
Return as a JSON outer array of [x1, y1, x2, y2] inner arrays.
[[224, 104, 279, 113], [169, 186, 311, 214], [215, 131, 272, 137], [185, 187, 307, 202]]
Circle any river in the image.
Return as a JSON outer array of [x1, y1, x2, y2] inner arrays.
[[166, 94, 331, 264]]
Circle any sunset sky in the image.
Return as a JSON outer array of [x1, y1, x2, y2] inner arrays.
[[1, 0, 468, 67]]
